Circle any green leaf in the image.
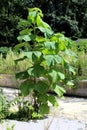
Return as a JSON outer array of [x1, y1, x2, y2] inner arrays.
[[37, 18, 51, 28], [35, 81, 49, 93], [48, 95, 58, 107], [17, 34, 36, 42], [49, 70, 65, 83], [44, 41, 56, 50], [27, 68, 33, 76], [33, 65, 45, 77], [20, 80, 35, 96], [29, 8, 43, 18], [23, 52, 33, 61], [23, 51, 41, 62], [33, 51, 42, 58], [38, 26, 53, 36], [54, 55, 62, 64], [44, 55, 54, 66], [39, 104, 49, 114], [42, 49, 55, 55], [64, 50, 77, 58], [17, 35, 23, 42], [14, 42, 30, 51], [69, 66, 76, 75], [28, 8, 43, 24], [58, 42, 66, 51], [18, 19, 31, 29], [16, 71, 29, 80], [49, 70, 58, 83], [38, 94, 48, 103], [19, 28, 32, 35], [54, 85, 66, 97], [35, 36, 46, 42], [19, 35, 31, 42], [67, 81, 74, 86], [41, 21, 51, 28], [44, 55, 62, 66], [58, 72, 65, 80], [32, 51, 42, 62], [28, 65, 45, 77], [28, 11, 37, 24]]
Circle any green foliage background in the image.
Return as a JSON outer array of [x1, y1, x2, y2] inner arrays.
[[0, 0, 87, 47]]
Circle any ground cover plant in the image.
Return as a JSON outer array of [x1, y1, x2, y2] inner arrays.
[[0, 87, 42, 121], [0, 88, 10, 121]]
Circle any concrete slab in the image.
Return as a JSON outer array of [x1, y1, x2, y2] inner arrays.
[[66, 80, 87, 97], [0, 74, 18, 88], [0, 117, 85, 130]]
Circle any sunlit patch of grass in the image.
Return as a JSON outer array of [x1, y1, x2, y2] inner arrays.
[[74, 39, 87, 80], [0, 49, 31, 74], [76, 52, 87, 80]]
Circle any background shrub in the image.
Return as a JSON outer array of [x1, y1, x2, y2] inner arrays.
[[0, 0, 87, 47]]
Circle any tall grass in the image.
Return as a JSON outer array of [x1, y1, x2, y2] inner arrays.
[[74, 39, 87, 80], [0, 49, 31, 74]]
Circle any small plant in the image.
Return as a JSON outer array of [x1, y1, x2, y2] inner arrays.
[[8, 96, 42, 121], [6, 124, 15, 130], [0, 88, 10, 121], [0, 88, 42, 121], [14, 7, 77, 118]]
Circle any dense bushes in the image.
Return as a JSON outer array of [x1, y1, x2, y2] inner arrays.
[[39, 0, 87, 39], [0, 0, 87, 46], [0, 0, 31, 47]]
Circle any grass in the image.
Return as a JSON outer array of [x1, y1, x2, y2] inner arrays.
[[74, 39, 87, 80], [0, 49, 31, 74], [75, 38, 87, 53], [76, 52, 87, 80]]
